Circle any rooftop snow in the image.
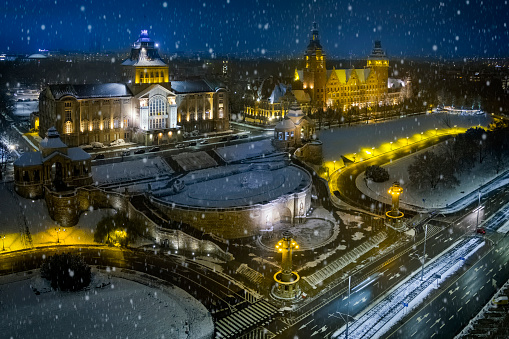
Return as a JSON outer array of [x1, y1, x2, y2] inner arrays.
[[155, 162, 311, 208], [215, 139, 277, 163], [49, 83, 133, 100]]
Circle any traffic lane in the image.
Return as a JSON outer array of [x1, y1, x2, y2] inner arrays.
[[385, 237, 509, 339], [276, 225, 477, 338]]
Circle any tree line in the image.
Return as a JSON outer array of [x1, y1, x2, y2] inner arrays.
[[408, 121, 509, 190]]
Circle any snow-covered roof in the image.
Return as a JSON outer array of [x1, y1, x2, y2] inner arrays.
[[330, 68, 371, 84], [388, 78, 406, 89], [39, 127, 68, 149], [171, 80, 214, 94], [121, 59, 167, 67], [67, 148, 92, 161], [48, 83, 132, 100], [275, 117, 296, 131], [156, 163, 311, 208], [286, 103, 305, 118], [14, 152, 43, 167], [28, 53, 47, 59]]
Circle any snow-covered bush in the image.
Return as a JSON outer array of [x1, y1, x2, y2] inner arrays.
[[365, 165, 390, 182]]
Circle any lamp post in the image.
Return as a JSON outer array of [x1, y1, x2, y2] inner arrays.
[[333, 160, 336, 170], [353, 153, 357, 163], [435, 127, 438, 135], [1, 235, 5, 251], [420, 132, 423, 141], [406, 136, 409, 145], [390, 141, 393, 150], [372, 147, 375, 157], [476, 187, 481, 228]]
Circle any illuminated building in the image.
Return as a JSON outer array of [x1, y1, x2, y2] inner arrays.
[[14, 127, 92, 199], [38, 30, 229, 147], [295, 24, 411, 112]]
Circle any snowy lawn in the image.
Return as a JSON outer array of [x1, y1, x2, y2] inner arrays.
[[318, 113, 492, 163], [0, 182, 117, 251], [0, 269, 213, 339], [92, 157, 174, 185], [356, 144, 509, 209]]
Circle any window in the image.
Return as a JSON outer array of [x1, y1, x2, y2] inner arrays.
[[65, 109, 72, 122], [93, 120, 99, 131], [81, 119, 88, 132], [113, 118, 120, 129], [104, 119, 110, 130], [65, 121, 72, 134], [149, 97, 166, 117], [123, 118, 129, 128], [64, 102, 72, 108]]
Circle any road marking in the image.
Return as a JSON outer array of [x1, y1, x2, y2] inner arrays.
[[466, 299, 471, 304], [458, 307, 463, 312], [449, 315, 454, 320], [480, 286, 484, 290], [431, 334, 436, 338], [473, 292, 478, 297], [440, 323, 445, 329], [411, 331, 417, 337], [299, 319, 314, 330], [439, 307, 444, 312]]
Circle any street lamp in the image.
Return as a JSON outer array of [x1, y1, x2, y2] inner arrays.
[[1, 235, 5, 251], [353, 153, 357, 163], [390, 141, 393, 150], [372, 147, 375, 157], [420, 132, 423, 140], [435, 127, 438, 135], [55, 227, 66, 244], [333, 160, 336, 170], [406, 136, 409, 145]]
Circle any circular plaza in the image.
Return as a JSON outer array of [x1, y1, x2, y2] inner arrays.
[[150, 161, 313, 239]]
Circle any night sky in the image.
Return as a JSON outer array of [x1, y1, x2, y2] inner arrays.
[[1, 0, 508, 58]]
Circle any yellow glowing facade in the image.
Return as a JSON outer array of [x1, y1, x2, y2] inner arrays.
[[302, 22, 327, 104], [133, 66, 169, 84]]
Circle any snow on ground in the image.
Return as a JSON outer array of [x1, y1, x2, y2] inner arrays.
[[337, 211, 364, 228], [92, 157, 174, 185], [0, 182, 118, 251], [157, 162, 310, 208], [215, 139, 277, 163], [333, 237, 485, 339], [356, 142, 509, 209], [319, 113, 491, 162], [0, 269, 213, 339], [13, 100, 38, 117], [351, 232, 365, 241]]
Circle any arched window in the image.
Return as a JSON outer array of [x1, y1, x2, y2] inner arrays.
[[149, 96, 166, 117], [104, 119, 110, 130]]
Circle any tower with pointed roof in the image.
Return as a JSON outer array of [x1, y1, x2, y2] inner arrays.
[[366, 40, 389, 89], [302, 22, 327, 104], [121, 30, 169, 85]]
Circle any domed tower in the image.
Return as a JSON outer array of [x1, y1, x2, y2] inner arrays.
[[121, 30, 169, 85], [302, 22, 327, 105], [367, 40, 389, 91]]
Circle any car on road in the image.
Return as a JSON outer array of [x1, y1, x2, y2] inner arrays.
[[134, 149, 145, 154], [240, 134, 249, 139], [475, 227, 486, 235], [121, 150, 130, 156], [94, 154, 105, 160], [148, 146, 160, 152], [231, 135, 239, 140], [176, 143, 185, 149], [189, 141, 197, 146], [199, 139, 208, 144]]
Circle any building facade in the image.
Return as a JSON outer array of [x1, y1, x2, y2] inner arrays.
[[296, 24, 411, 112], [38, 30, 229, 147]]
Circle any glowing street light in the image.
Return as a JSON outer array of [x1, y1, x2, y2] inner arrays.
[[390, 141, 393, 150], [1, 235, 5, 251], [55, 227, 65, 244], [333, 160, 336, 170], [435, 127, 438, 135], [406, 136, 409, 145], [420, 132, 424, 140], [372, 147, 375, 157]]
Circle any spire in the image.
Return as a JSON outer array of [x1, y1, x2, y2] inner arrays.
[[306, 22, 323, 51]]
